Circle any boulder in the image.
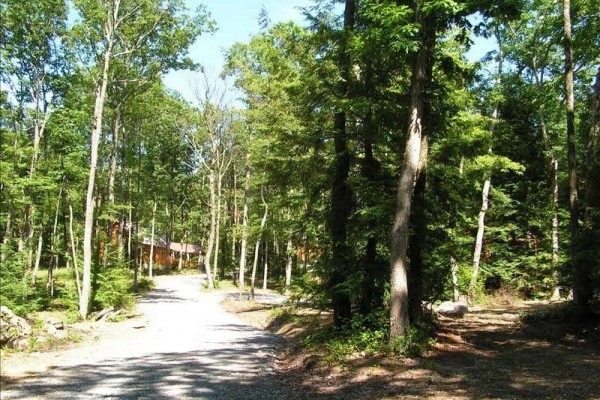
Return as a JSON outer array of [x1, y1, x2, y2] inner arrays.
[[0, 306, 32, 348], [435, 301, 468, 318]]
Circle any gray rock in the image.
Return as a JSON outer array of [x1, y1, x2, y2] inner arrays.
[[0, 305, 32, 348], [435, 301, 468, 318]]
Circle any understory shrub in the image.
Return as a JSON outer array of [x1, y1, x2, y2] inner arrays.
[[94, 267, 134, 309]]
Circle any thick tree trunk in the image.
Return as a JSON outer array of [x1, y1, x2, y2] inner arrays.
[[408, 135, 428, 323], [329, 0, 355, 326], [238, 159, 250, 296], [81, 6, 118, 318], [562, 0, 588, 314], [390, 14, 435, 340]]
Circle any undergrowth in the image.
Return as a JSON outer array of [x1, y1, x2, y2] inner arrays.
[[297, 310, 436, 363]]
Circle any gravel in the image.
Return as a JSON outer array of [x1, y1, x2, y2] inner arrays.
[[1, 274, 284, 399]]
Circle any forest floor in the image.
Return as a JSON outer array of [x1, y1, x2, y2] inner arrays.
[[223, 298, 600, 400], [2, 276, 598, 399]]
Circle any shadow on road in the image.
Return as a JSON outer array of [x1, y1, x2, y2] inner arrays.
[[2, 337, 288, 400]]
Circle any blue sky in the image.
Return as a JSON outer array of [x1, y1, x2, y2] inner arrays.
[[163, 1, 495, 104], [163, 0, 314, 103]]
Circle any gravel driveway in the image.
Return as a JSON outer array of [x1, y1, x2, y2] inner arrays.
[[2, 275, 283, 399]]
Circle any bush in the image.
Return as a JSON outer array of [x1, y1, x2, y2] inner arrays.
[[94, 267, 134, 309], [388, 326, 435, 358]]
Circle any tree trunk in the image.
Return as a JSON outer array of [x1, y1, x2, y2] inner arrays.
[[148, 200, 157, 278], [469, 177, 490, 299], [250, 192, 268, 300], [81, 6, 118, 318], [562, 0, 587, 314], [285, 238, 293, 292], [238, 158, 250, 297], [451, 256, 459, 301], [107, 106, 121, 206], [408, 135, 429, 323], [262, 240, 269, 290], [47, 185, 63, 296], [31, 229, 43, 285], [204, 172, 217, 289], [68, 204, 81, 299], [390, 13, 435, 340], [329, 0, 355, 327], [469, 29, 503, 301], [212, 174, 222, 282], [533, 62, 562, 300]]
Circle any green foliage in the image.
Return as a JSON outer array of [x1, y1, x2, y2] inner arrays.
[[94, 268, 134, 310], [299, 310, 435, 362]]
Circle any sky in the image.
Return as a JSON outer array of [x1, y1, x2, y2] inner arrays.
[[162, 0, 314, 103], [162, 1, 495, 104]]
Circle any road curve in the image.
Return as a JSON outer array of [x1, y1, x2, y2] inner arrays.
[[2, 275, 283, 400]]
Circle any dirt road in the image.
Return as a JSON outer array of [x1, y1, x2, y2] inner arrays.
[[1, 275, 284, 399]]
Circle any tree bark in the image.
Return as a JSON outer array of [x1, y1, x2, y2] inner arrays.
[[68, 204, 81, 299], [469, 29, 502, 301], [212, 174, 223, 282], [285, 238, 293, 292], [390, 12, 435, 340], [238, 157, 250, 297], [329, 0, 355, 327], [148, 200, 157, 278], [250, 192, 268, 300], [81, 0, 119, 318], [562, 0, 588, 314], [47, 185, 63, 296], [408, 135, 428, 323], [204, 172, 217, 288], [31, 229, 43, 285], [262, 240, 269, 290]]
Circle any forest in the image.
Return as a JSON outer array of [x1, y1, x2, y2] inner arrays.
[[1, 0, 599, 349]]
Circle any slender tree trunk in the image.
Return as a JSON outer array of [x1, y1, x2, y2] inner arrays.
[[212, 175, 222, 282], [148, 200, 157, 279], [250, 192, 268, 300], [451, 256, 459, 302], [107, 105, 122, 206], [68, 204, 81, 299], [81, 4, 118, 318], [47, 185, 63, 296], [31, 229, 43, 285], [390, 13, 435, 339], [285, 238, 293, 292], [204, 172, 217, 289], [262, 240, 269, 290], [533, 64, 562, 300], [238, 159, 250, 297], [231, 165, 238, 271], [469, 30, 503, 301]]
